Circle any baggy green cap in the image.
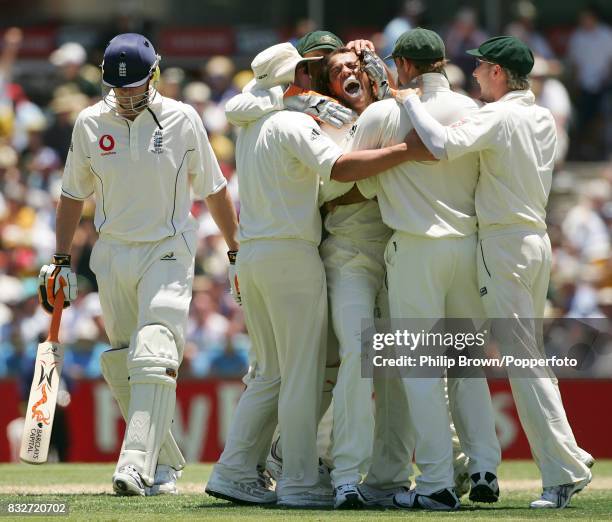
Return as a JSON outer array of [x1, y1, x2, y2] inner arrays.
[[467, 35, 534, 75], [386, 27, 445, 61], [296, 31, 344, 57]]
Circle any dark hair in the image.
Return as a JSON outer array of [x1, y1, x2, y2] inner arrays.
[[311, 47, 357, 97]]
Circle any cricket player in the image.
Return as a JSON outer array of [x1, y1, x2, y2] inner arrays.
[[39, 33, 239, 496], [396, 35, 594, 509], [222, 42, 473, 509], [206, 42, 419, 508], [334, 28, 500, 511]]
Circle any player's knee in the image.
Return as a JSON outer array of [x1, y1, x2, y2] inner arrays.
[[128, 324, 180, 385]]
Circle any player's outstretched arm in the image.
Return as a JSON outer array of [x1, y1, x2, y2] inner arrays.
[[206, 186, 239, 252], [395, 89, 448, 159], [330, 143, 413, 182], [225, 87, 284, 127]]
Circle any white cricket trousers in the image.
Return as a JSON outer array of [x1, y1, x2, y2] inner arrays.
[[385, 232, 501, 495], [319, 234, 387, 487], [478, 228, 591, 487], [90, 232, 195, 354], [90, 232, 195, 479], [214, 239, 328, 496]]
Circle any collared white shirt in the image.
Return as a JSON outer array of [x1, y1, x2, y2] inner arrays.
[[62, 94, 226, 242], [443, 89, 555, 235], [235, 110, 343, 245], [349, 73, 480, 238]]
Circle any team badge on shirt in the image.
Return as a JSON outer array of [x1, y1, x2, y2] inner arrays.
[[151, 129, 164, 154]]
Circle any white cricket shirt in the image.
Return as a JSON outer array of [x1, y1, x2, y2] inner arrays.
[[349, 74, 480, 238], [62, 94, 227, 242], [442, 90, 555, 236], [235, 110, 343, 245]]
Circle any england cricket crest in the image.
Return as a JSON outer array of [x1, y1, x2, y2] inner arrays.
[[151, 129, 164, 154]]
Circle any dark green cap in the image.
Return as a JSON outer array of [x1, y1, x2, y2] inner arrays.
[[467, 35, 534, 75], [296, 31, 343, 57], [386, 28, 445, 61]]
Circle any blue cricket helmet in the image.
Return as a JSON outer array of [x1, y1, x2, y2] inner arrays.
[[102, 33, 159, 88]]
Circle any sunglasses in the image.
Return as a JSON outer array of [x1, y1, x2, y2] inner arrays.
[[476, 58, 498, 68]]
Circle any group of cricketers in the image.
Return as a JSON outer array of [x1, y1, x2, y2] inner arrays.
[[41, 24, 593, 513]]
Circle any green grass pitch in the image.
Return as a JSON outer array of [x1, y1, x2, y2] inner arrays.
[[0, 461, 611, 520]]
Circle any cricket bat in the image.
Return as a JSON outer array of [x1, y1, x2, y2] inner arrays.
[[20, 286, 65, 464]]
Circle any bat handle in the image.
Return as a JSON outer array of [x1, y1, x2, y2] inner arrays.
[[47, 284, 65, 343]]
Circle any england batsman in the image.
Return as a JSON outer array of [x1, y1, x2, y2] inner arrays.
[[397, 35, 594, 509], [39, 33, 239, 495]]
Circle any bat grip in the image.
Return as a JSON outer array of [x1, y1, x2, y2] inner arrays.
[[47, 284, 65, 343]]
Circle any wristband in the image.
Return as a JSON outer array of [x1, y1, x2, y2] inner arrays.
[[52, 254, 71, 266], [227, 250, 238, 264]]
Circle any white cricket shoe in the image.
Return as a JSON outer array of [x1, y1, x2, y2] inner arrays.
[[205, 470, 276, 505], [357, 484, 409, 507], [113, 465, 146, 497], [394, 487, 460, 511], [529, 472, 592, 509], [146, 465, 182, 496], [469, 471, 499, 503], [277, 486, 333, 507], [334, 484, 365, 509]]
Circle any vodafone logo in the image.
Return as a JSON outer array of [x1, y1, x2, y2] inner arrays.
[[99, 134, 116, 155]]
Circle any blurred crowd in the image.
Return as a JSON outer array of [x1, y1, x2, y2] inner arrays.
[[0, 1, 611, 386]]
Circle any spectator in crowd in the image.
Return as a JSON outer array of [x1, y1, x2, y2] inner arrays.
[[444, 7, 488, 87], [184, 81, 212, 122], [530, 56, 572, 165], [44, 91, 89, 162], [562, 179, 611, 263], [158, 67, 186, 100], [203, 56, 238, 105], [382, 0, 426, 62], [208, 313, 250, 378], [505, 0, 556, 59], [566, 4, 612, 160], [49, 42, 98, 98]]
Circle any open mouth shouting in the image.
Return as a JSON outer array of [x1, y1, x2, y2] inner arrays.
[[343, 76, 363, 98]]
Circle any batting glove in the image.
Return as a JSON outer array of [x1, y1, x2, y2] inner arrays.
[[38, 254, 78, 314], [283, 85, 356, 128], [227, 250, 241, 306], [362, 50, 392, 100]]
